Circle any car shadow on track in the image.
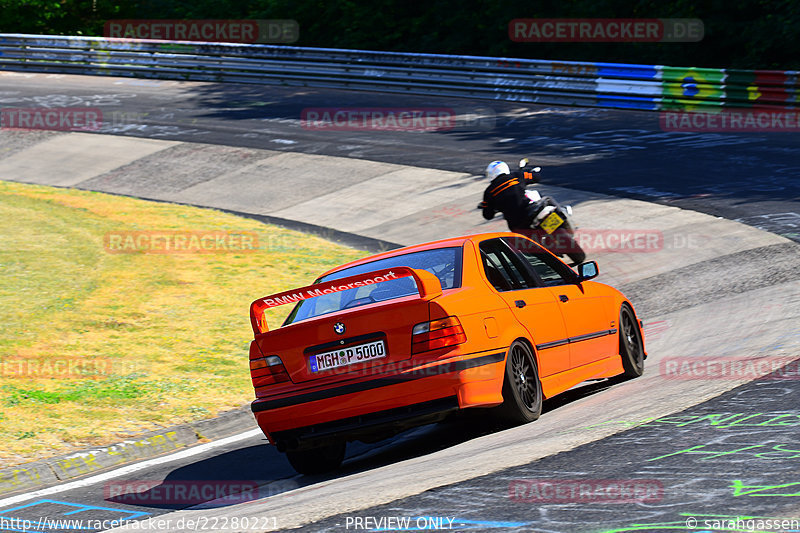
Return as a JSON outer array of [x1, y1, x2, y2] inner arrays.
[[104, 442, 297, 511], [542, 375, 630, 413], [319, 375, 635, 479], [105, 376, 633, 512]]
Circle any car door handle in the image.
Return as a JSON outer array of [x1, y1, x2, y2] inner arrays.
[[515, 300, 526, 308], [559, 294, 569, 302]]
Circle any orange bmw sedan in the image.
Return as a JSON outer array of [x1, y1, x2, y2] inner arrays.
[[248, 232, 646, 474]]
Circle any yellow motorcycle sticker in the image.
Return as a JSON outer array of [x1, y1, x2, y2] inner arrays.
[[540, 212, 564, 234]]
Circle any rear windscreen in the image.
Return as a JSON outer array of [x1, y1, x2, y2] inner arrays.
[[283, 246, 462, 325]]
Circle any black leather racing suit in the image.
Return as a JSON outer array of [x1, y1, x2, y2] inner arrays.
[[480, 169, 543, 230]]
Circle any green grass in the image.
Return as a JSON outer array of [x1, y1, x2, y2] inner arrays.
[[0, 180, 367, 465]]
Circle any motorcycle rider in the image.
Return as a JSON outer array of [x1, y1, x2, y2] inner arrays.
[[478, 160, 555, 231]]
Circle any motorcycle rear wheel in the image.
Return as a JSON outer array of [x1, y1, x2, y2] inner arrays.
[[551, 227, 586, 265]]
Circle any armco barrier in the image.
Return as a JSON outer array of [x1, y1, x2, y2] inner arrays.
[[0, 34, 797, 112]]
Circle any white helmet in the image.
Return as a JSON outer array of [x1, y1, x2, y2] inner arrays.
[[485, 160, 510, 180]]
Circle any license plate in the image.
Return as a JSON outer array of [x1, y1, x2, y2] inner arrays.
[[309, 340, 387, 373], [540, 212, 564, 234]]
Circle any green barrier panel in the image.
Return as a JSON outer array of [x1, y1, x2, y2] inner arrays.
[[660, 66, 725, 111]]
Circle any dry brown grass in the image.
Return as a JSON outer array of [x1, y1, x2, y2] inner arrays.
[[0, 180, 367, 466]]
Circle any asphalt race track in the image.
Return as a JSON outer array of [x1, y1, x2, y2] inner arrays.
[[299, 372, 800, 533], [0, 71, 799, 533], [1, 71, 798, 242]]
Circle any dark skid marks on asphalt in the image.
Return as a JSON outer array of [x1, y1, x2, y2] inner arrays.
[[292, 361, 800, 533]]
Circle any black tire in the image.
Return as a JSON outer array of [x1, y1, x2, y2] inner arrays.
[[496, 341, 543, 424], [286, 440, 346, 475], [619, 305, 645, 378], [567, 247, 587, 266], [551, 228, 586, 265]]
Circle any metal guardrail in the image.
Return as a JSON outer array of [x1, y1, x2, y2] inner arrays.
[[0, 33, 797, 112]]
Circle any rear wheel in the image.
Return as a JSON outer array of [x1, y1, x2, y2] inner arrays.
[[551, 228, 586, 265], [286, 440, 346, 475], [496, 341, 542, 424], [566, 247, 587, 266], [619, 305, 645, 378]]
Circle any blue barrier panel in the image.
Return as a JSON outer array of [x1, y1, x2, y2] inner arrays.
[[596, 62, 659, 80]]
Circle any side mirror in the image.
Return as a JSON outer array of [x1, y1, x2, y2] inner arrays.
[[577, 261, 598, 281]]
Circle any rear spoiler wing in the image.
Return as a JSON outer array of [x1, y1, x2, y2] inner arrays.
[[249, 266, 442, 334]]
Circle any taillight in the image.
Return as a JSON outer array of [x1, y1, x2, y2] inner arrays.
[[250, 355, 290, 387], [411, 316, 467, 354]]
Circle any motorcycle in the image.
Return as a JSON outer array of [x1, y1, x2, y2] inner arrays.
[[496, 158, 587, 266]]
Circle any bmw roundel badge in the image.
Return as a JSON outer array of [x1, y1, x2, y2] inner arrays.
[[334, 322, 346, 335]]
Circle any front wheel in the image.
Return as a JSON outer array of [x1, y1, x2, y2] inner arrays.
[[286, 440, 346, 475], [495, 341, 542, 424], [619, 305, 645, 378]]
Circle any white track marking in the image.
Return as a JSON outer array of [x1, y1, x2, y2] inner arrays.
[[0, 428, 264, 509]]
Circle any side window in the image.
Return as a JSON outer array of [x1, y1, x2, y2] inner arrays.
[[504, 237, 576, 287], [479, 239, 535, 292], [523, 253, 570, 286]]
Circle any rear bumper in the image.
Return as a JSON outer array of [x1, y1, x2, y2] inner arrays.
[[251, 350, 506, 443], [272, 397, 460, 451]]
